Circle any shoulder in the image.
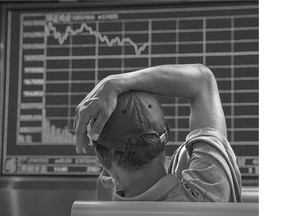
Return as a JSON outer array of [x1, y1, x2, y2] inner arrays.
[[168, 127, 242, 202]]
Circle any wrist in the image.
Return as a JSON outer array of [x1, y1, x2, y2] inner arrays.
[[107, 74, 130, 96]]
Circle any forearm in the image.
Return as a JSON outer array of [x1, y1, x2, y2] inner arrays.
[[108, 63, 226, 136], [73, 63, 226, 155], [110, 64, 214, 100]]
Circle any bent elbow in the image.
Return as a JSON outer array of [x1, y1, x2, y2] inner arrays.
[[196, 64, 216, 85]]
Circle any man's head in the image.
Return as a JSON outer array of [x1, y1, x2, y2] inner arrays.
[[92, 91, 169, 175]]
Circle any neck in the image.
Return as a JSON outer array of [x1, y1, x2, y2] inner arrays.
[[116, 157, 167, 198]]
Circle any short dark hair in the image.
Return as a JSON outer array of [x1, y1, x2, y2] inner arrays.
[[94, 124, 170, 173]]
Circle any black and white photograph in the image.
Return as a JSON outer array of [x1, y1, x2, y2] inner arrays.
[[0, 0, 277, 215]]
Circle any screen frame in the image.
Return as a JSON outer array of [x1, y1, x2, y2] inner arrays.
[[0, 0, 259, 186]]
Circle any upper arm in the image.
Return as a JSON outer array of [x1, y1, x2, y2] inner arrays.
[[183, 142, 232, 202], [188, 65, 227, 137]]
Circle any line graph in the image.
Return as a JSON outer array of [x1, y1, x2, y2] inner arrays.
[[45, 22, 151, 55], [17, 9, 259, 148]]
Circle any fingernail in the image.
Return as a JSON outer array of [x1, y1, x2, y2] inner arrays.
[[92, 134, 99, 141]]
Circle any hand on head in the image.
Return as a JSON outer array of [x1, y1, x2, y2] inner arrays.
[[73, 78, 118, 154]]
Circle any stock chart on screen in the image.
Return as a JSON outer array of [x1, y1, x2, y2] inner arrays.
[[2, 2, 258, 180]]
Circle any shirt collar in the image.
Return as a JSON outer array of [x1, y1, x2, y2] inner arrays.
[[113, 174, 180, 201]]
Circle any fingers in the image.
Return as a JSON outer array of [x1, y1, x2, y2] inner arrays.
[[74, 99, 104, 153], [73, 99, 89, 129], [74, 105, 94, 154], [74, 95, 117, 154], [90, 110, 109, 141], [75, 134, 89, 154]]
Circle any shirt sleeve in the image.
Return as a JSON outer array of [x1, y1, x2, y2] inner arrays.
[[182, 142, 232, 202], [167, 127, 242, 202]]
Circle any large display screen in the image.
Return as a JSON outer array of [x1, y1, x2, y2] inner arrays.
[[1, 2, 258, 181]]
